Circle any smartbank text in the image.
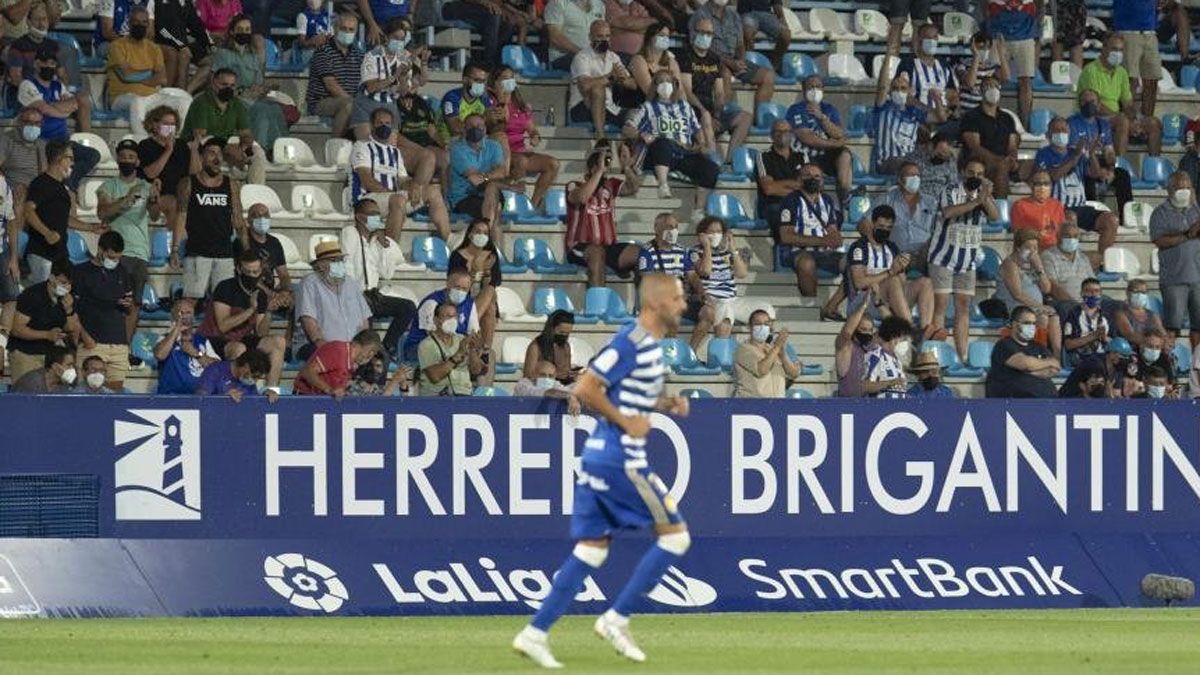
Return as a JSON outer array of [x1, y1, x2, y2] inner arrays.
[[263, 411, 1200, 517]]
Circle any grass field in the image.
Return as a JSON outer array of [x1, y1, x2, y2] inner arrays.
[[1, 609, 1198, 674]]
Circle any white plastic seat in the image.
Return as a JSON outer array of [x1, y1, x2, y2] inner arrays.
[[71, 131, 116, 169], [307, 233, 339, 261], [1151, 248, 1160, 274], [731, 298, 777, 325], [501, 336, 532, 365], [810, 9, 866, 41], [942, 11, 975, 43], [273, 137, 333, 172], [1040, 15, 1054, 42], [781, 7, 824, 40], [325, 138, 352, 168], [291, 185, 346, 221], [495, 286, 546, 323], [1122, 201, 1150, 230], [379, 283, 419, 304], [1084, 200, 1110, 213], [240, 184, 301, 219], [569, 337, 595, 369], [1049, 61, 1080, 87], [825, 53, 871, 84], [854, 9, 889, 42], [1103, 247, 1141, 278], [128, 89, 192, 138], [1159, 68, 1195, 95], [76, 178, 103, 216], [276, 233, 302, 266], [872, 54, 900, 81]]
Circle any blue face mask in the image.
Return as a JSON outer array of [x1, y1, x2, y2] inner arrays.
[[693, 33, 712, 50], [387, 37, 407, 53], [21, 125, 40, 142], [365, 214, 384, 231], [327, 260, 346, 279], [1106, 51, 1123, 67], [1060, 237, 1079, 253], [1084, 295, 1101, 309], [336, 31, 355, 47]]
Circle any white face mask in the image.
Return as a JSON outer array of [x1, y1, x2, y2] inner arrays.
[[1130, 292, 1149, 309], [1142, 347, 1162, 363], [662, 228, 679, 245], [751, 324, 770, 343], [653, 35, 671, 51], [902, 175, 920, 193], [1172, 189, 1192, 208], [705, 232, 723, 248], [159, 124, 176, 137], [101, 257, 119, 270], [1060, 237, 1079, 253], [890, 90, 908, 107], [983, 88, 1001, 105], [1051, 132, 1069, 147], [806, 89, 823, 104], [921, 38, 939, 55], [893, 339, 912, 365], [54, 283, 69, 297], [468, 81, 485, 98], [1147, 384, 1167, 399], [655, 81, 674, 99], [86, 372, 106, 389], [536, 376, 557, 390], [1017, 323, 1037, 341], [252, 217, 271, 234], [440, 318, 459, 335], [59, 366, 77, 385], [470, 233, 489, 248], [500, 78, 517, 93], [448, 288, 468, 304]]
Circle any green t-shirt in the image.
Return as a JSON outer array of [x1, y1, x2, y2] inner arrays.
[[98, 176, 151, 261], [1077, 61, 1132, 114], [182, 89, 251, 141], [417, 333, 473, 396]]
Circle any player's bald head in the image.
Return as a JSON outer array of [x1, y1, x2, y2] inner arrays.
[[639, 273, 685, 333]]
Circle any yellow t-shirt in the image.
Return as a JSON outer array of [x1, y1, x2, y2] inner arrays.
[[107, 37, 164, 100]]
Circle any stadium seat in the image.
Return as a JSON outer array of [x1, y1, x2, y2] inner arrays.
[[1158, 68, 1194, 94], [784, 342, 823, 375], [49, 30, 101, 68], [273, 137, 331, 172], [497, 249, 527, 275], [501, 45, 568, 80], [680, 388, 714, 398], [532, 287, 597, 323], [514, 238, 578, 274], [1103, 247, 1141, 279], [730, 298, 776, 325], [786, 386, 815, 398], [544, 188, 567, 220], [717, 146, 756, 183], [1031, 67, 1066, 93], [659, 338, 721, 376], [1028, 109, 1053, 137], [325, 138, 352, 168], [1146, 294, 1164, 316], [276, 234, 302, 267], [75, 178, 103, 218], [500, 336, 532, 366], [1163, 113, 1188, 146], [781, 7, 823, 42], [984, 198, 1011, 233], [809, 9, 867, 41], [751, 102, 786, 135], [140, 285, 170, 320], [1151, 248, 1159, 274], [568, 337, 596, 368], [706, 192, 765, 230], [871, 54, 900, 81], [967, 341, 994, 370], [824, 53, 870, 85], [71, 132, 116, 170], [265, 39, 305, 72], [66, 230, 89, 264], [746, 51, 793, 84], [844, 104, 870, 139], [705, 336, 737, 371], [148, 229, 171, 267], [130, 331, 158, 367], [843, 194, 870, 231], [1172, 343, 1192, 376], [1181, 65, 1200, 92], [1140, 156, 1174, 189], [941, 11, 975, 43], [1123, 201, 1151, 230], [495, 287, 545, 324], [411, 236, 450, 271], [240, 184, 300, 219], [291, 185, 345, 220], [976, 246, 1002, 282], [851, 153, 886, 186], [502, 191, 558, 225], [581, 287, 635, 324], [781, 53, 819, 83], [854, 9, 889, 42], [472, 385, 510, 396], [925, 341, 982, 377], [1048, 60, 1079, 87]]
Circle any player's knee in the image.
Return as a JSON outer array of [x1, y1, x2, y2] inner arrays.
[[572, 543, 608, 568], [657, 531, 691, 556]]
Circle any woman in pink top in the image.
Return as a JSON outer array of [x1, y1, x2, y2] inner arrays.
[[197, 0, 243, 38], [489, 66, 560, 211]]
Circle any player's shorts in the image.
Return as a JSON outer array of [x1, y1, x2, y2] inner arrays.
[[570, 461, 686, 540]]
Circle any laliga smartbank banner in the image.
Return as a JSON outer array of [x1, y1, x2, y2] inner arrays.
[[0, 397, 1199, 539]]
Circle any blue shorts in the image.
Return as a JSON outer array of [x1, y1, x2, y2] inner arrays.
[[570, 461, 685, 540]]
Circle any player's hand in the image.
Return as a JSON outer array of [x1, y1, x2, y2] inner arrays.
[[622, 414, 652, 438]]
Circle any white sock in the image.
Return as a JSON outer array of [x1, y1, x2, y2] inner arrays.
[[522, 625, 548, 640], [603, 608, 629, 626]]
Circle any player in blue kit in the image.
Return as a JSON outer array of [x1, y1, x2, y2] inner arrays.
[[512, 273, 692, 668]]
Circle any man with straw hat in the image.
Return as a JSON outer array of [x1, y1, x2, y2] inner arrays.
[[906, 348, 955, 398], [292, 239, 372, 363]]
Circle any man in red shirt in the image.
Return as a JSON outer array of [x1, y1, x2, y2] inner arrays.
[[564, 142, 642, 286], [294, 329, 384, 398]]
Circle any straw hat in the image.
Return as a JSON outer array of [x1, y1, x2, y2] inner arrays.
[[909, 350, 941, 373], [310, 240, 344, 264]]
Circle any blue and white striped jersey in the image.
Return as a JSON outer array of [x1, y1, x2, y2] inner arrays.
[[779, 192, 842, 248], [898, 56, 959, 107], [1033, 145, 1087, 208], [584, 323, 666, 470], [844, 236, 897, 297], [869, 102, 926, 172], [349, 139, 407, 202], [628, 100, 701, 146], [863, 345, 908, 398], [690, 245, 737, 300], [928, 182, 986, 273], [637, 241, 692, 278], [359, 46, 406, 103]]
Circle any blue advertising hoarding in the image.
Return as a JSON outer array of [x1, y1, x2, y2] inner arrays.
[[1, 397, 1198, 617]]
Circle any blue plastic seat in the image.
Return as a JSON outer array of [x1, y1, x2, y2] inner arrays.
[[786, 386, 815, 399], [140, 285, 170, 320], [1181, 65, 1200, 91], [17, 230, 28, 257], [497, 249, 527, 275], [1028, 108, 1053, 137], [1147, 294, 1164, 316], [1117, 156, 1155, 190], [1141, 156, 1174, 188], [532, 287, 598, 324], [845, 104, 870, 139], [745, 50, 794, 84], [705, 191, 765, 230], [1172, 342, 1192, 376], [851, 153, 887, 186], [411, 236, 449, 271], [149, 229, 171, 267], [844, 194, 870, 231], [514, 238, 578, 274], [502, 190, 559, 225], [967, 340, 994, 370], [265, 39, 305, 72], [582, 287, 635, 324], [1163, 113, 1188, 146], [983, 197, 1011, 233], [1031, 67, 1066, 92], [544, 187, 567, 220], [751, 102, 786, 135], [781, 53, 819, 83], [705, 336, 737, 371], [926, 341, 983, 377], [718, 146, 757, 183], [501, 45, 568, 80], [976, 246, 1002, 282], [783, 342, 824, 375], [680, 387, 714, 398], [49, 31, 102, 69], [472, 385, 511, 396], [659, 337, 721, 376], [67, 230, 89, 264], [130, 331, 158, 368]]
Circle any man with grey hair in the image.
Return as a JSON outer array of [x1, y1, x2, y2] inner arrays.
[[1150, 171, 1200, 349], [305, 12, 362, 138], [293, 239, 372, 362]]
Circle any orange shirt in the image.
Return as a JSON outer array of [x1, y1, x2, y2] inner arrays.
[[1011, 196, 1065, 250]]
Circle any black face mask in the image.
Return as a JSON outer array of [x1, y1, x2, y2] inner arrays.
[[118, 162, 137, 177], [963, 176, 983, 192], [930, 155, 947, 165], [921, 378, 940, 391], [239, 273, 260, 288], [853, 332, 874, 348], [233, 33, 252, 46], [801, 178, 822, 194], [465, 126, 485, 143], [593, 40, 610, 53], [38, 66, 55, 81], [873, 228, 891, 243], [217, 87, 235, 102], [553, 334, 569, 346], [1081, 102, 1098, 119], [130, 24, 147, 40], [1088, 384, 1106, 398], [372, 125, 392, 141]]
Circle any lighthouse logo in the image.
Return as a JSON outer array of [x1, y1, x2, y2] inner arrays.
[[113, 409, 201, 520]]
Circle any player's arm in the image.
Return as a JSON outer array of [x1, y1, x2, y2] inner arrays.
[[573, 370, 650, 436]]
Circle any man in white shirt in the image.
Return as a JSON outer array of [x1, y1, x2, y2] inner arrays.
[[351, 106, 451, 241], [569, 20, 639, 139], [545, 0, 607, 69], [340, 198, 414, 360]]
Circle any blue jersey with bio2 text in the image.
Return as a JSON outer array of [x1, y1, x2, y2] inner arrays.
[[583, 323, 666, 470]]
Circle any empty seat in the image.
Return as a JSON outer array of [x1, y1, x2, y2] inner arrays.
[[130, 331, 159, 367], [1028, 108, 1053, 137], [66, 230, 90, 264], [582, 287, 635, 324], [1172, 343, 1192, 376], [851, 153, 886, 186], [967, 340, 994, 370], [781, 53, 819, 83], [751, 101, 786, 134], [71, 131, 116, 169], [1140, 156, 1174, 188], [495, 287, 545, 323], [659, 337, 721, 376], [845, 104, 871, 138], [513, 238, 578, 274], [325, 138, 352, 168], [717, 146, 756, 183], [502, 191, 558, 225], [544, 187, 567, 220], [809, 8, 866, 41], [1163, 113, 1188, 145], [705, 336, 737, 371], [532, 287, 597, 323], [942, 11, 975, 43], [1123, 201, 1151, 230], [706, 191, 764, 230], [501, 45, 568, 79], [1048, 60, 1079, 87], [240, 184, 300, 218], [291, 185, 345, 221], [148, 228, 171, 267], [500, 336, 532, 367], [568, 336, 595, 368], [745, 51, 793, 84], [824, 53, 870, 84], [871, 53, 899, 80], [854, 9, 889, 42], [1103, 247, 1141, 278], [411, 236, 449, 271], [273, 137, 331, 172]]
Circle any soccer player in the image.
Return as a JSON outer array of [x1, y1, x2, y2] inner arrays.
[[512, 273, 691, 669]]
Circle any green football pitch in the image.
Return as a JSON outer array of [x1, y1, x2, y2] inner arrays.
[[1, 609, 1198, 674]]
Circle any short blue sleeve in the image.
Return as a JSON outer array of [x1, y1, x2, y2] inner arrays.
[[784, 103, 804, 128], [824, 102, 841, 126]]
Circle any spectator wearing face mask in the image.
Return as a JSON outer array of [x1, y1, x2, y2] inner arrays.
[[569, 20, 640, 137], [352, 18, 418, 140], [77, 355, 118, 394], [340, 199, 415, 361], [234, 202, 292, 313], [637, 212, 691, 281], [844, 205, 933, 336], [11, 344, 76, 393], [873, 160, 938, 275], [960, 75, 1017, 198], [72, 231, 136, 391], [522, 310, 577, 384], [1066, 89, 1133, 225], [955, 31, 1009, 119], [1133, 365, 1175, 400], [776, 162, 845, 319], [6, 2, 76, 96], [407, 270, 482, 361], [197, 250, 287, 391], [678, 17, 751, 167], [689, 0, 775, 107], [154, 298, 220, 395], [105, 7, 167, 112], [448, 218, 501, 353], [991, 228, 1061, 360], [834, 288, 875, 397], [305, 12, 362, 138], [1011, 169, 1066, 252], [1116, 329, 1176, 397], [20, 50, 100, 191], [94, 0, 156, 58], [1151, 171, 1200, 351], [293, 240, 371, 361], [211, 15, 288, 157], [871, 53, 926, 175], [544, 0, 607, 71], [347, 351, 413, 396], [1034, 118, 1118, 266], [7, 259, 85, 382], [688, 216, 746, 351], [514, 359, 583, 415], [418, 301, 486, 396], [181, 69, 266, 185], [0, 108, 46, 208], [195, 348, 278, 403], [862, 315, 912, 399], [907, 349, 954, 398], [1077, 33, 1163, 159], [1040, 220, 1095, 319], [986, 305, 1060, 398], [786, 76, 851, 207], [295, 328, 384, 399], [1061, 277, 1111, 367], [490, 67, 560, 213], [99, 140, 159, 356], [906, 132, 959, 204], [732, 309, 800, 398], [1113, 279, 1166, 348], [1057, 352, 1115, 399], [896, 23, 956, 125], [448, 113, 508, 233], [440, 62, 495, 140], [566, 143, 642, 287], [625, 69, 717, 211]]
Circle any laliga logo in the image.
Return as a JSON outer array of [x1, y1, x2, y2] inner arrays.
[[263, 553, 349, 613], [647, 567, 717, 608]]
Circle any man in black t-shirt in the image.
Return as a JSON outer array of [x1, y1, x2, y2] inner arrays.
[[7, 258, 85, 382], [197, 250, 286, 391], [755, 119, 805, 236], [72, 231, 135, 391], [985, 305, 1061, 398], [24, 139, 107, 283], [176, 138, 244, 298], [234, 202, 293, 312], [960, 75, 1019, 197], [677, 17, 752, 165]]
